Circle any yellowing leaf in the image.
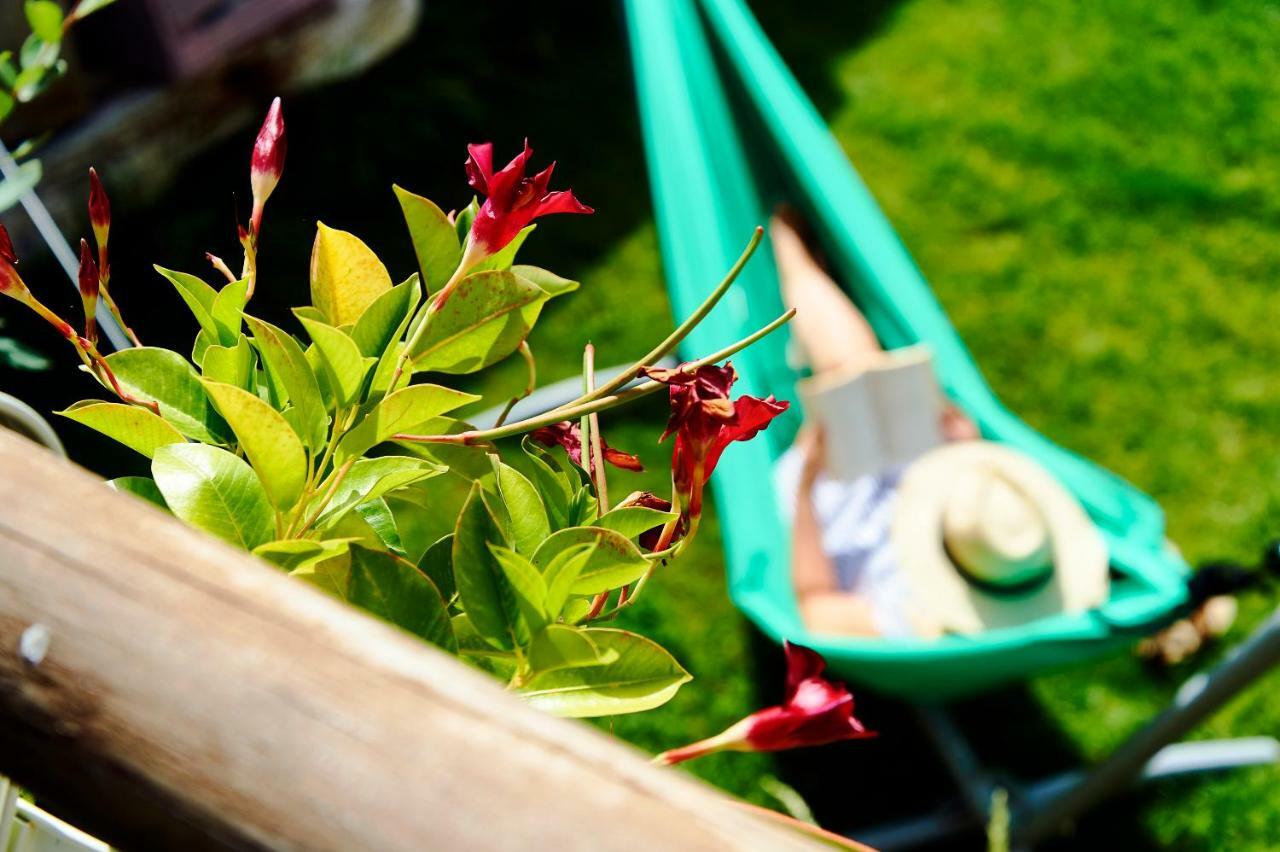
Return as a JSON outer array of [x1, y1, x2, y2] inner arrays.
[[202, 380, 307, 511], [57, 401, 185, 459], [309, 222, 393, 326]]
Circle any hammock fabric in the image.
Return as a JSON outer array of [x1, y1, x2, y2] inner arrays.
[[623, 0, 1190, 700]]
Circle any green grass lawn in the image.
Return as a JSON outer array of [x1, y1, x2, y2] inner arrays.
[[6, 0, 1277, 847]]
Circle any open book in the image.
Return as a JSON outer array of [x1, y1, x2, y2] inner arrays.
[[799, 345, 943, 482]]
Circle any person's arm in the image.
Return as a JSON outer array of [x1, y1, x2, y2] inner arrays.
[[790, 429, 882, 636]]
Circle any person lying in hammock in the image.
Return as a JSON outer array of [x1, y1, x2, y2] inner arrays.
[[771, 211, 1234, 652]]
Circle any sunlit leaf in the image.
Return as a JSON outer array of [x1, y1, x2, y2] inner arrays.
[[336, 383, 478, 461], [103, 347, 230, 444], [313, 455, 443, 530], [407, 269, 549, 374], [152, 443, 274, 549], [244, 314, 327, 450], [349, 545, 456, 652], [298, 316, 372, 407], [527, 623, 619, 675], [57, 400, 185, 459], [351, 274, 421, 358], [393, 186, 460, 294], [202, 380, 307, 511], [489, 543, 549, 634], [518, 629, 691, 718], [309, 222, 392, 326], [533, 526, 650, 596]]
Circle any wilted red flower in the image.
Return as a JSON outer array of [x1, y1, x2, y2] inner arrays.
[[249, 97, 286, 238], [464, 141, 592, 261], [77, 239, 100, 345], [530, 420, 643, 473], [655, 642, 873, 765], [643, 362, 788, 519], [616, 490, 686, 552]]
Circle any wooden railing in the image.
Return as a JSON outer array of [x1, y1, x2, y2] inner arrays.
[[0, 429, 826, 850]]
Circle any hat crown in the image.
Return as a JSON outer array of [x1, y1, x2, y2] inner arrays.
[[941, 466, 1052, 589]]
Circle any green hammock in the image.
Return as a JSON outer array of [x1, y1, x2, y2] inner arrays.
[[622, 0, 1190, 700]]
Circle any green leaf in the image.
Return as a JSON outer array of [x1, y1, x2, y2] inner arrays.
[[490, 458, 549, 555], [336, 383, 479, 461], [351, 274, 421, 358], [25, 2, 64, 44], [210, 277, 250, 346], [488, 544, 549, 634], [357, 498, 403, 553], [0, 91, 14, 127], [521, 437, 575, 530], [452, 612, 514, 660], [254, 538, 354, 572], [542, 542, 596, 619], [593, 505, 678, 542], [152, 443, 274, 550], [155, 266, 218, 341], [0, 160, 41, 214], [453, 197, 478, 244], [512, 265, 580, 298], [392, 186, 461, 294], [103, 347, 230, 443], [517, 629, 691, 718], [348, 545, 455, 653], [201, 334, 256, 391], [474, 224, 534, 272], [418, 534, 456, 602], [244, 314, 327, 450], [107, 476, 168, 509], [527, 624, 620, 675], [452, 483, 520, 650], [298, 317, 372, 407], [309, 222, 392, 326], [533, 527, 650, 595], [202, 380, 307, 511], [290, 547, 352, 600], [57, 401, 185, 459], [407, 269, 549, 374], [313, 455, 443, 529], [192, 329, 213, 367]]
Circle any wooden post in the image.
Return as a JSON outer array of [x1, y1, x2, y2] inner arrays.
[[0, 429, 826, 850]]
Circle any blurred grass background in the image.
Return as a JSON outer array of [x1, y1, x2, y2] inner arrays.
[[3, 0, 1279, 847]]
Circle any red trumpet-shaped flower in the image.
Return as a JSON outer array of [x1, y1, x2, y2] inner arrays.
[[530, 420, 643, 474], [463, 141, 592, 264], [88, 167, 110, 278], [656, 642, 874, 765], [77, 239, 99, 346], [643, 362, 788, 520], [249, 97, 286, 239]]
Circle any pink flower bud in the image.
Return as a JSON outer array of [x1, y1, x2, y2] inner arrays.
[[249, 97, 286, 238], [78, 239, 99, 345], [88, 167, 110, 248]]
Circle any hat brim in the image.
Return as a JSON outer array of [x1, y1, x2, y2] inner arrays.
[[891, 441, 1108, 635]]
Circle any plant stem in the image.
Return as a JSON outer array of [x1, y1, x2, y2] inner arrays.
[[394, 308, 795, 446], [390, 244, 481, 391], [583, 344, 609, 514], [568, 227, 763, 409], [294, 457, 356, 538], [494, 340, 536, 428], [99, 289, 141, 347]]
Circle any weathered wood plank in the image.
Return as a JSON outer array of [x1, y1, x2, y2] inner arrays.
[[0, 429, 822, 851]]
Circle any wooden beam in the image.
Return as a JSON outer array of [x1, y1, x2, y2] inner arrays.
[[0, 429, 825, 850]]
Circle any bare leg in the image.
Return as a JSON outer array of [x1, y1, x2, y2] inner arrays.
[[770, 209, 882, 375]]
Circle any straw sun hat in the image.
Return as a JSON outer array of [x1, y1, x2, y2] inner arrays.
[[891, 441, 1108, 636]]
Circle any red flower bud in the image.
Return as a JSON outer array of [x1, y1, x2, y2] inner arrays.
[[656, 642, 873, 765], [88, 167, 110, 249], [530, 420, 644, 474], [249, 97, 286, 238], [464, 140, 592, 261], [78, 239, 99, 345], [0, 225, 29, 301], [643, 362, 788, 519]]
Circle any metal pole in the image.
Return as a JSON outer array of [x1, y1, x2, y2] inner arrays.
[[1014, 605, 1280, 846], [0, 140, 130, 352]]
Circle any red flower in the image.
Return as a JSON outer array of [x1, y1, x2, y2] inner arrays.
[[643, 362, 788, 519], [77, 239, 100, 345], [656, 642, 873, 765], [530, 420, 643, 473], [249, 97, 286, 238], [88, 167, 110, 277], [464, 141, 592, 260]]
